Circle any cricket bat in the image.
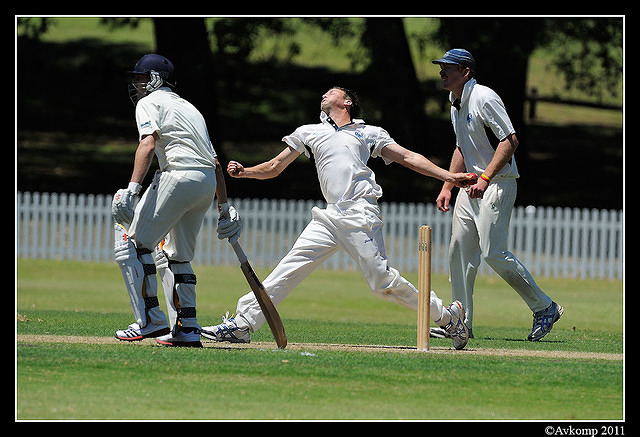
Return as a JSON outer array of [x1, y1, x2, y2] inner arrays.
[[229, 238, 287, 349]]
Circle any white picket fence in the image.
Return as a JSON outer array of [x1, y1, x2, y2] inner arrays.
[[16, 192, 624, 280]]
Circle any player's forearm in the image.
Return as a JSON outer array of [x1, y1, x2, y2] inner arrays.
[[382, 143, 456, 183], [214, 158, 229, 203], [130, 134, 156, 184], [403, 151, 457, 183], [242, 161, 283, 180], [483, 134, 518, 180], [236, 147, 300, 180], [442, 147, 466, 191]]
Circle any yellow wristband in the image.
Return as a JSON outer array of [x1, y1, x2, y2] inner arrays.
[[480, 173, 492, 182]]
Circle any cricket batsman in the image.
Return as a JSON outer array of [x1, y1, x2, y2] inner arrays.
[[111, 54, 241, 347]]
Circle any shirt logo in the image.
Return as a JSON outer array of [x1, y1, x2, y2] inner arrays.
[[140, 121, 152, 129], [467, 114, 473, 123]]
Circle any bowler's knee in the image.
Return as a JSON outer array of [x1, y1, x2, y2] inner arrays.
[[483, 249, 513, 269]]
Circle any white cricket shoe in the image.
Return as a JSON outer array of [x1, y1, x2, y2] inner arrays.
[[443, 301, 470, 350], [115, 322, 170, 342], [430, 326, 474, 339], [201, 312, 250, 343], [156, 327, 203, 348]]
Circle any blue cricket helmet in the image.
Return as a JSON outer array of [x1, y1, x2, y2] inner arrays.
[[127, 54, 175, 84], [127, 54, 176, 105]]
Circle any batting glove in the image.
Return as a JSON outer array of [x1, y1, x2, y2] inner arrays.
[[217, 202, 242, 241], [112, 182, 142, 225]]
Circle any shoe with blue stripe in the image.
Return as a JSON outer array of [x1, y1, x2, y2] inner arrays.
[[443, 301, 469, 350], [528, 302, 564, 341], [201, 312, 251, 343]]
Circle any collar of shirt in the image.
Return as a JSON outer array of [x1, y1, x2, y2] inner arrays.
[[449, 78, 477, 110], [319, 111, 365, 130]]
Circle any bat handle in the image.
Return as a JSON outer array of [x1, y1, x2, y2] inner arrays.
[[229, 237, 248, 263]]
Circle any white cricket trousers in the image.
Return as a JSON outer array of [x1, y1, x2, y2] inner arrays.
[[449, 178, 552, 330], [120, 168, 216, 329], [129, 168, 216, 261], [236, 200, 448, 332]]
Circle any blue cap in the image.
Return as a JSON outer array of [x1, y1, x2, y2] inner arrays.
[[432, 49, 475, 71]]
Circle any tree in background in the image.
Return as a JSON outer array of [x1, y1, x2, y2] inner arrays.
[[16, 16, 623, 207]]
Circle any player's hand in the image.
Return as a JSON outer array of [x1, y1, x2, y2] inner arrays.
[[112, 182, 141, 225], [466, 177, 489, 199], [227, 161, 245, 178], [436, 189, 452, 212], [453, 173, 478, 188], [217, 203, 242, 240]]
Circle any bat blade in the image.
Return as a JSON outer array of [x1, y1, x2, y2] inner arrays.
[[239, 261, 287, 349], [230, 239, 287, 349]]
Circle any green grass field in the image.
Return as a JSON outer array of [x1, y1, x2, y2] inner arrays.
[[16, 258, 624, 421]]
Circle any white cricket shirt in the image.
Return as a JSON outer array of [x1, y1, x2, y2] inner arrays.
[[450, 78, 519, 179], [135, 88, 217, 171], [282, 112, 395, 205]]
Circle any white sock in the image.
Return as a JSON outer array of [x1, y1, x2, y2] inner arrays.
[[434, 305, 451, 327], [235, 314, 252, 331], [429, 290, 451, 327]]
